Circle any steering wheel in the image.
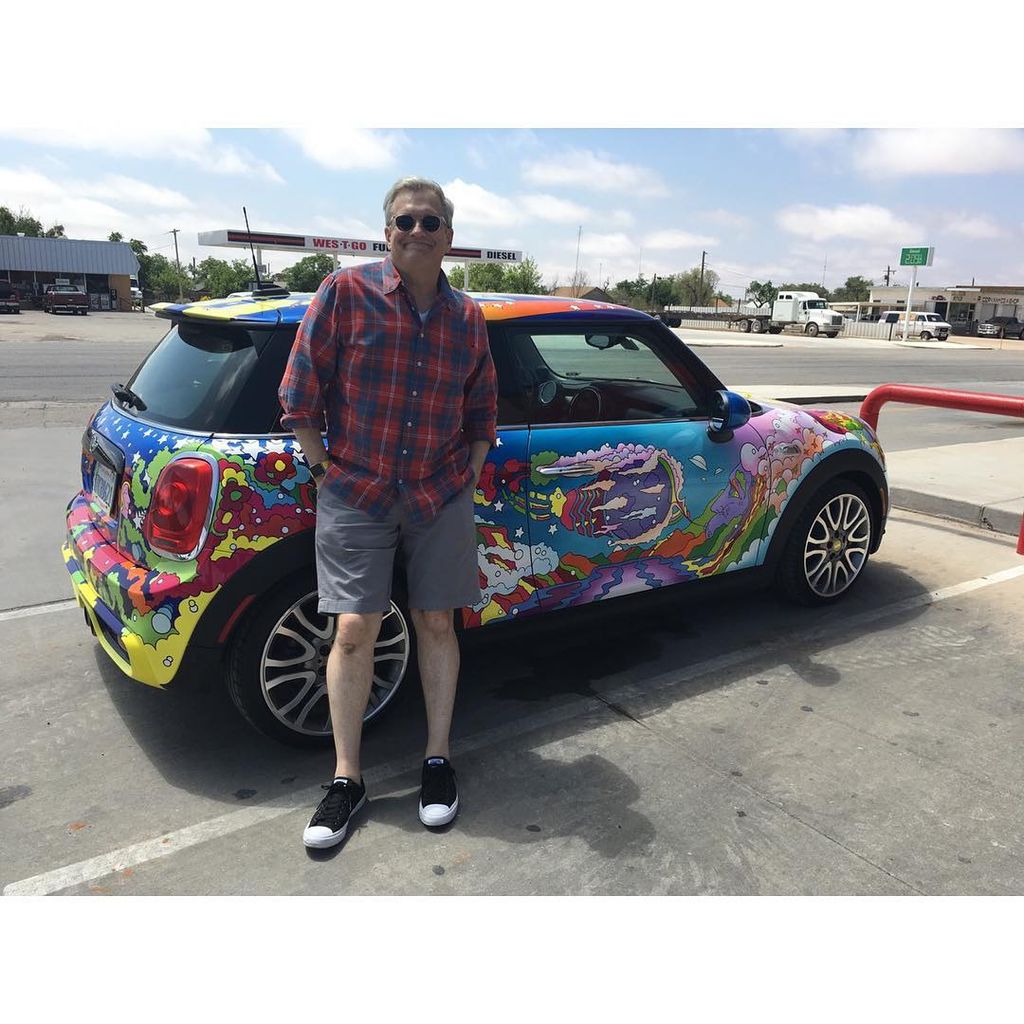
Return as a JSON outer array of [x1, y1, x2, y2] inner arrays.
[[566, 386, 602, 423]]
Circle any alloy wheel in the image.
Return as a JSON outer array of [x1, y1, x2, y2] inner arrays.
[[802, 492, 872, 598], [259, 592, 410, 736]]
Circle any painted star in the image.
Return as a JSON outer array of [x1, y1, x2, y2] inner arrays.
[[515, 528, 524, 538], [495, 437, 503, 447], [549, 524, 558, 534], [494, 500, 504, 512]]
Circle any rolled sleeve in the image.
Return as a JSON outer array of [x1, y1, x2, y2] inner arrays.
[[462, 311, 498, 445], [279, 274, 340, 431]]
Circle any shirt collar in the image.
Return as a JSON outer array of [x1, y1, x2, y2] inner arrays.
[[382, 255, 460, 311]]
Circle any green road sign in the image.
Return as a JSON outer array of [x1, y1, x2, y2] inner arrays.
[[900, 246, 934, 266]]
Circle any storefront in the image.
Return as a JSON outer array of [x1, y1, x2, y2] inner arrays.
[[0, 235, 139, 311], [867, 284, 1024, 329]]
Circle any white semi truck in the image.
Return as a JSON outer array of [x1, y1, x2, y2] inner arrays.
[[729, 290, 845, 338]]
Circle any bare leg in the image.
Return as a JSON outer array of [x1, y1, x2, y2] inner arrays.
[[326, 611, 383, 779], [410, 608, 459, 759]]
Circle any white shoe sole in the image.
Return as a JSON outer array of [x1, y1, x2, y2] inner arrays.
[[303, 792, 367, 849], [419, 794, 459, 827]]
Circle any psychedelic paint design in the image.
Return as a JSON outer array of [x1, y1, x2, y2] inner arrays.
[[64, 403, 318, 687], [462, 403, 884, 628]]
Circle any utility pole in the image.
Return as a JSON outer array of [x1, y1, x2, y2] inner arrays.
[[170, 228, 183, 301], [884, 265, 895, 287], [698, 250, 707, 306], [821, 254, 827, 288]]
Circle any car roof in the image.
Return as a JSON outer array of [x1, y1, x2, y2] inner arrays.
[[151, 291, 653, 326]]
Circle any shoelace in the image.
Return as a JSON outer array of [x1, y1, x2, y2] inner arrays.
[[311, 782, 354, 825]]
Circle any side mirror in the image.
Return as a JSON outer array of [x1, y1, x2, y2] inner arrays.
[[708, 389, 751, 440]]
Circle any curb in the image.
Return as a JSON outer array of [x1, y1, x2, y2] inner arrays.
[[890, 488, 1023, 538]]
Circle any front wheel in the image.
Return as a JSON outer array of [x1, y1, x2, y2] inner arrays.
[[806, 322, 819, 337], [227, 571, 413, 747], [920, 331, 932, 340], [775, 479, 874, 605]]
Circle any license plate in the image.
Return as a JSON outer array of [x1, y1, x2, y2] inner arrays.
[[92, 461, 117, 515]]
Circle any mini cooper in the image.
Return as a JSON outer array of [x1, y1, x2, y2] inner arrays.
[[64, 288, 888, 746]]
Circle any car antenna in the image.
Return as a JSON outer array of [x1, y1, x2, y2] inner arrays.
[[242, 206, 263, 289]]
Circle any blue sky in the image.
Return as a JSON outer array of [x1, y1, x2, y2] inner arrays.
[[2, 1, 1020, 299], [3, 126, 1022, 297]]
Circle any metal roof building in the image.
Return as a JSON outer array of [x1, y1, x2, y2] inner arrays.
[[0, 235, 138, 275], [0, 235, 140, 311]]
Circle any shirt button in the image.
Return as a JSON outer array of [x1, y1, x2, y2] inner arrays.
[[407, 421, 412, 427], [416, 361, 422, 367], [412, 390, 418, 396], [402, 449, 408, 455]]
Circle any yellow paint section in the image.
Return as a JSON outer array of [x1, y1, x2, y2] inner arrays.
[[550, 487, 567, 517], [479, 601, 506, 625], [211, 531, 278, 561], [181, 298, 306, 320]]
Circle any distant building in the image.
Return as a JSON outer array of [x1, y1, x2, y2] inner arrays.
[[0, 235, 140, 311], [550, 285, 615, 303], [867, 284, 1024, 325]]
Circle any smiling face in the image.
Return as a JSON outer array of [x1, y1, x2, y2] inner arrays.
[[384, 188, 453, 282]]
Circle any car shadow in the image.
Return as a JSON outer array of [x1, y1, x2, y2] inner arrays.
[[95, 557, 932, 830]]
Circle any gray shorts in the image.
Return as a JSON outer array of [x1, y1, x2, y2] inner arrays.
[[315, 484, 481, 615]]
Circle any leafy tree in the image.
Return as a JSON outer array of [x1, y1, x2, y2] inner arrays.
[[672, 266, 721, 307], [43, 223, 65, 238], [746, 280, 776, 308], [195, 257, 255, 297], [465, 262, 507, 292], [609, 275, 651, 306], [830, 275, 873, 302], [0, 205, 43, 236], [503, 256, 545, 294], [108, 231, 124, 243], [282, 253, 337, 292]]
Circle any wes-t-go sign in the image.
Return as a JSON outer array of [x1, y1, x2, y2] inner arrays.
[[198, 230, 521, 264]]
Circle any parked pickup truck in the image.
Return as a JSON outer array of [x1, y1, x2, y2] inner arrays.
[[0, 281, 21, 314], [977, 316, 1024, 340], [43, 284, 90, 315]]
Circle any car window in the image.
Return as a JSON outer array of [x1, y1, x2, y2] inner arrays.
[[508, 326, 702, 425], [126, 321, 289, 434]]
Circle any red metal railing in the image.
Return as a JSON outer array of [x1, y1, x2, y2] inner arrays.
[[859, 384, 1024, 555]]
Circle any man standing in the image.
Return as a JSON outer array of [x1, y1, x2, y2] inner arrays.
[[279, 177, 497, 850]]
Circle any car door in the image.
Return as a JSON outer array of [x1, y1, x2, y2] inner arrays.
[[505, 320, 772, 614]]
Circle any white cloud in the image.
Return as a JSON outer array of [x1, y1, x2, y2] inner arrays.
[[519, 194, 591, 222], [444, 179, 521, 228], [642, 229, 718, 250], [942, 214, 1005, 240], [282, 126, 407, 171], [0, 127, 283, 183], [855, 128, 1024, 177], [777, 203, 919, 242], [609, 209, 635, 227], [81, 175, 192, 209], [521, 149, 669, 197]]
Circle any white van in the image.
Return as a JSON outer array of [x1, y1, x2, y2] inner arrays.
[[879, 311, 951, 341]]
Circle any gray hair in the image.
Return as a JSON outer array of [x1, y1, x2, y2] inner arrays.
[[383, 177, 454, 227]]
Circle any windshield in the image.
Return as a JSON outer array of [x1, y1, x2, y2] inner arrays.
[[124, 321, 288, 433], [51, 286, 82, 293], [806, 300, 827, 309]]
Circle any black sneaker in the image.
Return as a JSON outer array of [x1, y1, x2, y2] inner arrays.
[[419, 757, 459, 827], [303, 777, 367, 849]]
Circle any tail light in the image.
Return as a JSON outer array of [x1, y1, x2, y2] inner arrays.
[[144, 457, 215, 556]]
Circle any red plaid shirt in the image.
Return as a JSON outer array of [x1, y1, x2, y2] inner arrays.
[[279, 257, 497, 522]]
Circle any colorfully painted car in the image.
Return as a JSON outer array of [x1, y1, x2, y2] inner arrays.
[[64, 288, 888, 746]]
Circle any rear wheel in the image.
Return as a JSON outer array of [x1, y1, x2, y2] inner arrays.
[[776, 479, 874, 605], [740, 318, 751, 333], [227, 571, 413, 747], [806, 322, 819, 337], [750, 318, 763, 334]]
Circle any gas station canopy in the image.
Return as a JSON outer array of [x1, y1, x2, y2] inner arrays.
[[197, 229, 521, 264]]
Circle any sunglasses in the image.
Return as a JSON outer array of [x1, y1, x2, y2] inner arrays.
[[392, 214, 444, 233]]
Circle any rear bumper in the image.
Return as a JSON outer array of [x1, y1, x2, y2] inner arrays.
[[48, 305, 88, 312], [64, 493, 220, 687]]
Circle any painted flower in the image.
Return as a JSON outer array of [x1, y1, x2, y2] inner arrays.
[[254, 451, 298, 488]]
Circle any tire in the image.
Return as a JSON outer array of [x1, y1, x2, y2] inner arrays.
[[227, 571, 413, 747], [775, 478, 874, 606], [740, 319, 751, 333], [750, 318, 763, 334], [920, 331, 932, 341], [806, 322, 819, 337], [767, 326, 782, 335]]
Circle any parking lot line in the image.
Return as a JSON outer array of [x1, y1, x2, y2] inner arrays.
[[0, 599, 78, 622], [5, 560, 1024, 897]]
